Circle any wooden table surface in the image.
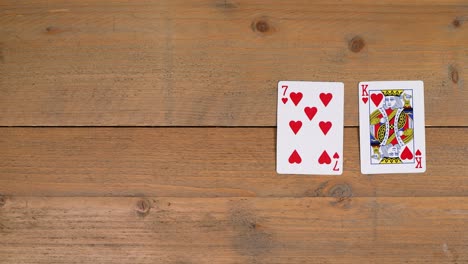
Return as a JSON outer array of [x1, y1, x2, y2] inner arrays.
[[1, 1, 467, 263]]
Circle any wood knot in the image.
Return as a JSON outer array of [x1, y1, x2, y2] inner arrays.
[[329, 184, 352, 209], [136, 199, 151, 216], [0, 196, 6, 208], [255, 21, 269, 33], [349, 36, 365, 53], [251, 18, 274, 35], [328, 183, 352, 198], [450, 66, 459, 84], [452, 19, 461, 28]]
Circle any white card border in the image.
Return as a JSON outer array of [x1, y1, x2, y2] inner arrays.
[[359, 80, 426, 174], [276, 81, 344, 175]]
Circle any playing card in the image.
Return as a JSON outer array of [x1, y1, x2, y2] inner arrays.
[[276, 81, 344, 175], [358, 81, 426, 174]]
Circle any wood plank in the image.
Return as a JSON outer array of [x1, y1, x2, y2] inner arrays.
[[1, 127, 466, 197], [1, 0, 467, 126], [0, 196, 467, 263]]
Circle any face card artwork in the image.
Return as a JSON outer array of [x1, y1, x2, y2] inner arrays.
[[369, 90, 414, 164], [277, 81, 344, 175], [359, 81, 426, 174]]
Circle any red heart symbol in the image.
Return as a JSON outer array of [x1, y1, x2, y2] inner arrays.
[[319, 93, 333, 107], [333, 152, 339, 159], [281, 98, 288, 104], [415, 149, 422, 156], [289, 120, 302, 135], [319, 121, 332, 135], [304, 107, 318, 121], [362, 97, 369, 104], [290, 92, 303, 106], [288, 150, 302, 164], [400, 146, 414, 160], [371, 93, 383, 107], [318, 150, 331, 165]]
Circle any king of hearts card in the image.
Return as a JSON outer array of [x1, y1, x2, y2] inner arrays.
[[359, 81, 426, 174]]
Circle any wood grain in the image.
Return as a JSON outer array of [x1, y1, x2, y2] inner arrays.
[[1, 127, 466, 197], [0, 196, 467, 263], [1, 0, 467, 126]]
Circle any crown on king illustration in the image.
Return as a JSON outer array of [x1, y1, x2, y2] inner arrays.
[[380, 157, 402, 164], [381, 89, 403, 96]]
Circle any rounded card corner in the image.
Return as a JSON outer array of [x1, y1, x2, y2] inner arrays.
[[416, 80, 424, 88]]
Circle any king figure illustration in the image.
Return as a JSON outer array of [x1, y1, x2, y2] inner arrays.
[[369, 89, 414, 164]]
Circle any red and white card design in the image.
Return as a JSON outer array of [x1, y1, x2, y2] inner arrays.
[[358, 81, 426, 174], [276, 81, 344, 175]]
